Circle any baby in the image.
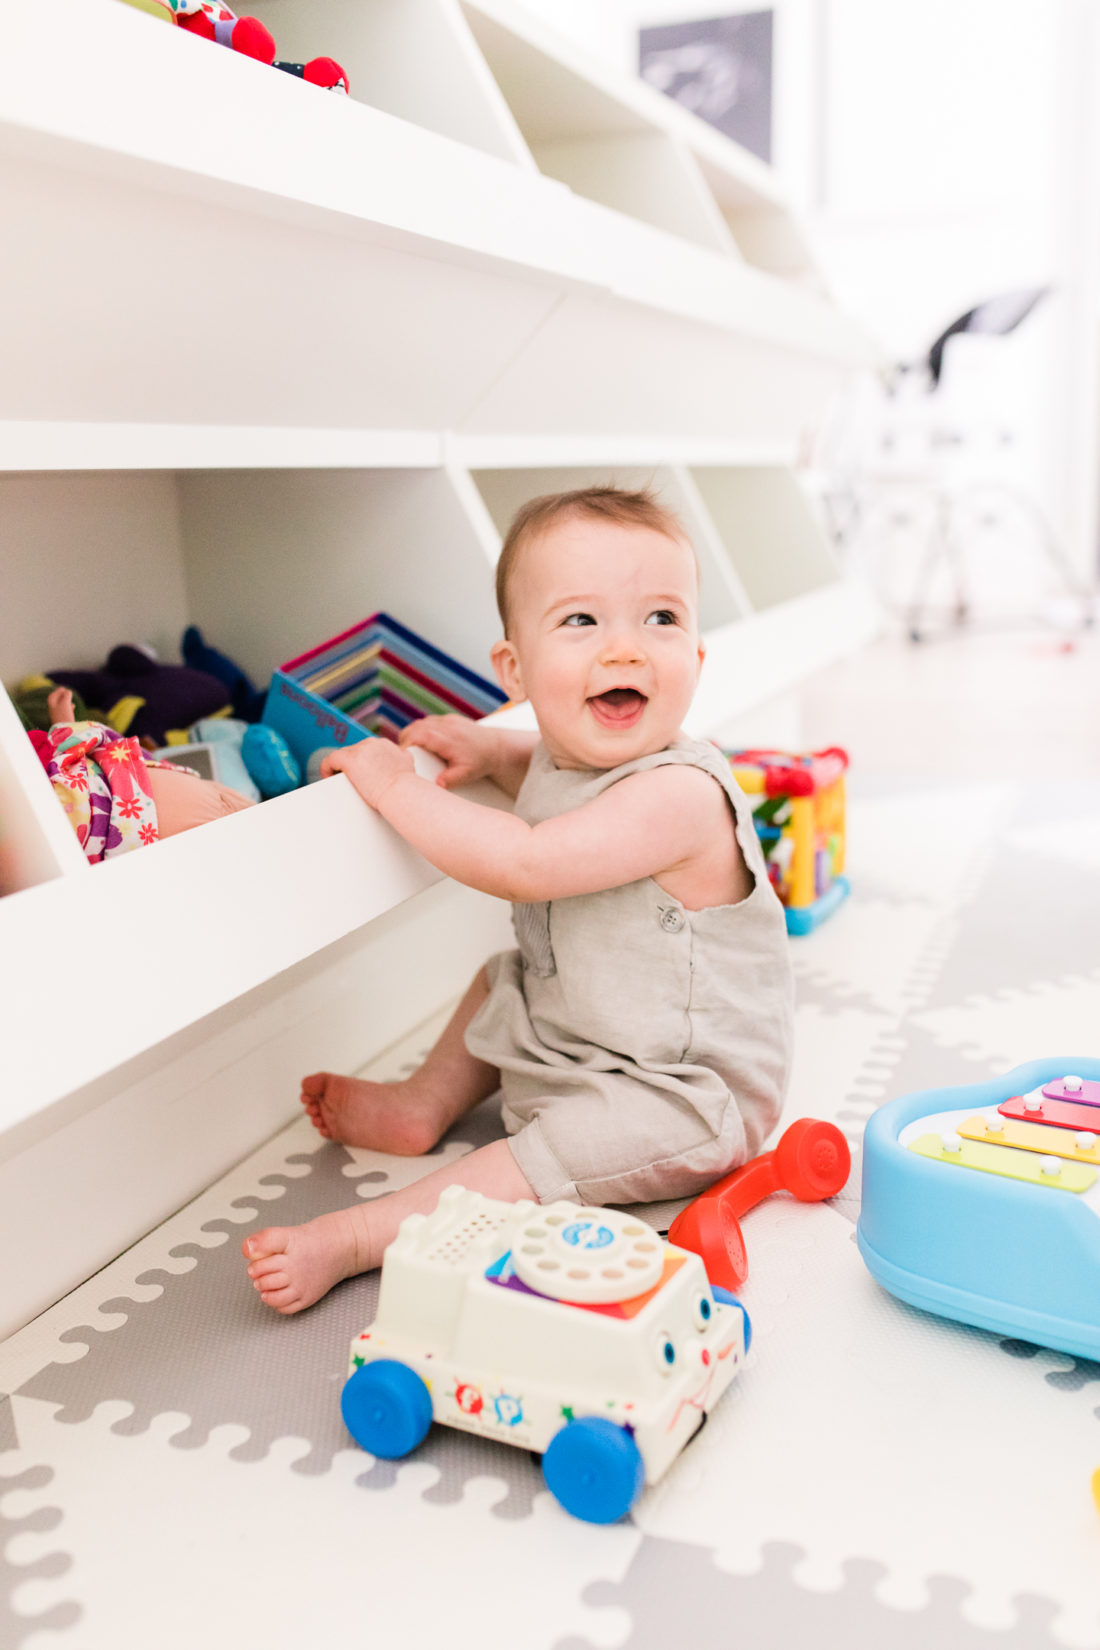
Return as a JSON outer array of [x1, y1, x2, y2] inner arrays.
[[244, 486, 795, 1312]]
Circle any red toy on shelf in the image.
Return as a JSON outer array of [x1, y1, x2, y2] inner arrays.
[[669, 1119, 850, 1291]]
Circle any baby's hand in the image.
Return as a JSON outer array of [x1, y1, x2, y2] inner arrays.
[[47, 686, 76, 726], [399, 714, 497, 789], [321, 738, 415, 808]]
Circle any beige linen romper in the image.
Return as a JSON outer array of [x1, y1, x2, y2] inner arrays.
[[464, 737, 795, 1206]]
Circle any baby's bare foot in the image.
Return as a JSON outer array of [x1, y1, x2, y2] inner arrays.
[[300, 1071, 444, 1154], [243, 1209, 365, 1314]]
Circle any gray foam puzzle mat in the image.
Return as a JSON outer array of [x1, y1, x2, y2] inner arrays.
[[554, 1536, 1073, 1650], [3, 779, 1100, 1648]]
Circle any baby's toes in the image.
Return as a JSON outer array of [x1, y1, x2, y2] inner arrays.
[[242, 1226, 290, 1261], [260, 1283, 304, 1314], [247, 1258, 287, 1286]]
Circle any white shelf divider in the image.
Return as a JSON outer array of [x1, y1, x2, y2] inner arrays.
[[0, 687, 87, 897], [690, 465, 845, 612]]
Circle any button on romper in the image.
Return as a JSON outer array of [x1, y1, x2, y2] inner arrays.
[[464, 737, 795, 1205]]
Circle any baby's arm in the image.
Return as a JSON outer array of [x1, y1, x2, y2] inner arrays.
[[326, 740, 730, 902], [398, 714, 538, 800]]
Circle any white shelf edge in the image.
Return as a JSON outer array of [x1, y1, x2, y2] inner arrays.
[[445, 435, 796, 469], [0, 424, 444, 473], [0, 748, 510, 1124], [687, 579, 882, 737]]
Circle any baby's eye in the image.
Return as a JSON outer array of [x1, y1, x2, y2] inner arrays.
[[646, 610, 678, 626], [562, 613, 596, 627]]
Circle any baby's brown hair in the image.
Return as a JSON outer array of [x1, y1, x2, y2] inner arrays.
[[495, 485, 692, 636]]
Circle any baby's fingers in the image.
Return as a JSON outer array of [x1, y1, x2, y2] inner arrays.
[[435, 763, 474, 789], [399, 716, 448, 749]]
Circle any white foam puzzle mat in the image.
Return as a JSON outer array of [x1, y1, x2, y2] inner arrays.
[[3, 779, 1100, 1648]]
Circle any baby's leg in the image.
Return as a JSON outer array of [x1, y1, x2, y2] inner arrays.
[[243, 1137, 533, 1313], [301, 965, 499, 1152]]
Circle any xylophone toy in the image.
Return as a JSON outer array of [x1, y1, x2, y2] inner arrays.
[[858, 1058, 1100, 1358]]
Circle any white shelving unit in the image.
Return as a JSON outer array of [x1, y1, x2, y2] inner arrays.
[[0, 0, 878, 1338]]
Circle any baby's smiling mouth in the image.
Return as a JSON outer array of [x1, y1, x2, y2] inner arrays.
[[587, 687, 648, 727]]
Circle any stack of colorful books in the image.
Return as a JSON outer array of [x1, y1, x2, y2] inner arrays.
[[264, 612, 506, 768]]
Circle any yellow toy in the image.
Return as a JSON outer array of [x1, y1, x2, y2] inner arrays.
[[725, 746, 850, 934]]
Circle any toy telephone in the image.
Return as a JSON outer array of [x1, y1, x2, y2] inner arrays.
[[670, 1118, 851, 1291]]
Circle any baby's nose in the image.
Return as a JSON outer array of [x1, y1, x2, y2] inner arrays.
[[600, 630, 646, 663]]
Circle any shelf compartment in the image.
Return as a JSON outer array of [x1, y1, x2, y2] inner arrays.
[[247, 0, 534, 169], [458, 0, 734, 256], [0, 465, 504, 895], [692, 154, 818, 283], [689, 466, 844, 613], [469, 463, 750, 631], [458, 0, 822, 283], [177, 466, 501, 685]]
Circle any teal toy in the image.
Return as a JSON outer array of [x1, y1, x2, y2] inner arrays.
[[858, 1058, 1100, 1359]]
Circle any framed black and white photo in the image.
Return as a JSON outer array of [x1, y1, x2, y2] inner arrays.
[[639, 10, 774, 162]]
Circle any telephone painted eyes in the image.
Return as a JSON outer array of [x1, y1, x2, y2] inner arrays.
[[691, 1291, 713, 1332], [654, 1332, 678, 1374]]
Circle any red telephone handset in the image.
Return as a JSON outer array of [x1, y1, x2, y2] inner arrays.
[[668, 1118, 850, 1293]]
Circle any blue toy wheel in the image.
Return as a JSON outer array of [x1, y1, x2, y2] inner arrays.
[[542, 1416, 645, 1523], [341, 1359, 433, 1460], [713, 1286, 752, 1354]]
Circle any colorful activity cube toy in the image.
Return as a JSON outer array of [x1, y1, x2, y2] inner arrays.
[[263, 612, 506, 769], [341, 1187, 750, 1524], [725, 746, 850, 934], [858, 1058, 1100, 1359]]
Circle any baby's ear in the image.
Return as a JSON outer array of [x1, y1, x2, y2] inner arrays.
[[490, 638, 524, 701]]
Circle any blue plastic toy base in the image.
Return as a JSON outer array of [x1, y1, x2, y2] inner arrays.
[[713, 1286, 752, 1354], [341, 1359, 433, 1459], [857, 1057, 1100, 1359], [785, 875, 850, 935], [542, 1416, 645, 1524]]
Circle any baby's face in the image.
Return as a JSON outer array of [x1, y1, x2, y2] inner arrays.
[[491, 516, 705, 770]]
